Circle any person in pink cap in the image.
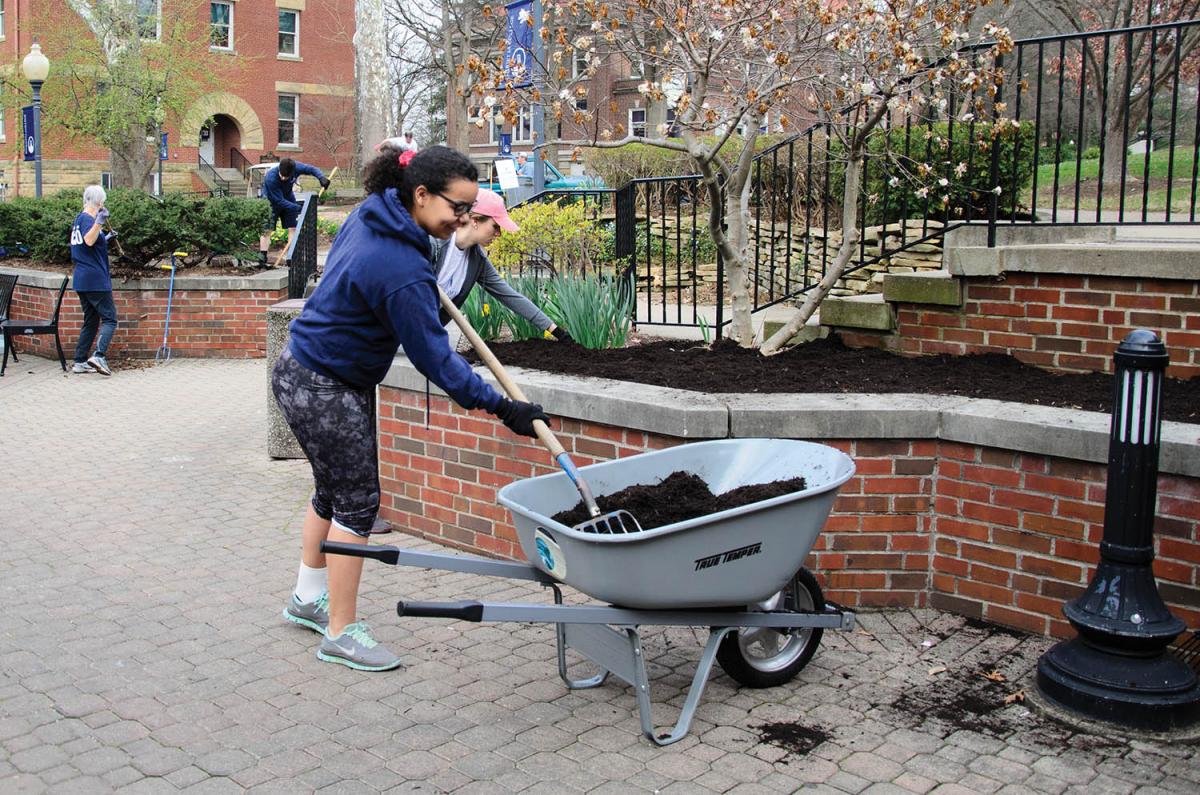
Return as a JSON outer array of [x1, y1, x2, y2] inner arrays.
[[430, 188, 575, 344]]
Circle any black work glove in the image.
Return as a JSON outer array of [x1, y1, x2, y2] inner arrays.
[[550, 326, 577, 345], [320, 177, 331, 190], [492, 397, 550, 438]]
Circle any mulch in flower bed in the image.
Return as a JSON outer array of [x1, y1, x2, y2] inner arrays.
[[475, 335, 1200, 424]]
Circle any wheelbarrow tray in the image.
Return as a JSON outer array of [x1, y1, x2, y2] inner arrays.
[[497, 438, 856, 610]]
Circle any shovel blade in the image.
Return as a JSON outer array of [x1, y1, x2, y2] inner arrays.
[[573, 509, 643, 535]]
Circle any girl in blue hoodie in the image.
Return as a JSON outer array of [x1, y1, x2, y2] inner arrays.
[[272, 145, 548, 671]]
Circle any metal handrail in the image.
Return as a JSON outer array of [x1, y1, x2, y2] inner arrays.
[[285, 191, 319, 299], [196, 152, 230, 197], [230, 148, 253, 181]]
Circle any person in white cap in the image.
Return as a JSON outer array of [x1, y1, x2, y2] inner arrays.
[[430, 188, 575, 344]]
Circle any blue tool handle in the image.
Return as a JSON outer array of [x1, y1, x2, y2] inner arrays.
[[557, 453, 601, 517]]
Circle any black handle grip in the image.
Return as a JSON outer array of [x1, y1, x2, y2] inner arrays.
[[397, 600, 484, 622], [320, 541, 399, 565]]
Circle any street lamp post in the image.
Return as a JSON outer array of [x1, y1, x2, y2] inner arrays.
[[21, 39, 51, 199]]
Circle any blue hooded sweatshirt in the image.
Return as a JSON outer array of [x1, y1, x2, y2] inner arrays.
[[261, 161, 325, 214], [288, 188, 503, 412]]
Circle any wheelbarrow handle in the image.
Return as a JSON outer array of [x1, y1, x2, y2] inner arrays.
[[438, 287, 602, 518], [320, 540, 399, 564], [397, 600, 484, 621]]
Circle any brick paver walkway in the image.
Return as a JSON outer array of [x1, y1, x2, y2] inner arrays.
[[2, 355, 1197, 793]]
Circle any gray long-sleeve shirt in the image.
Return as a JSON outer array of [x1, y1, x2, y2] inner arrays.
[[429, 237, 553, 331]]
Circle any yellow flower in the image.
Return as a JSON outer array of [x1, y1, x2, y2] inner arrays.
[[482, 303, 491, 316]]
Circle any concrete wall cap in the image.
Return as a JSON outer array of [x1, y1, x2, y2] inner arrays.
[[1, 265, 289, 291], [381, 355, 1200, 478]]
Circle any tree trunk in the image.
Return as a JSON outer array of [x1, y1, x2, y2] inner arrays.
[[354, 0, 393, 168], [721, 178, 755, 346], [109, 138, 153, 189], [1102, 123, 1129, 186], [760, 154, 864, 356]]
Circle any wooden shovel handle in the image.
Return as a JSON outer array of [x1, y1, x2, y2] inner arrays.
[[437, 287, 565, 459]]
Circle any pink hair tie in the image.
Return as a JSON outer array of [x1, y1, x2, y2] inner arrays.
[[398, 150, 416, 167]]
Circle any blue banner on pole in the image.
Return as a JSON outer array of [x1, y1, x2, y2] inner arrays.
[[160, 132, 169, 161], [504, 0, 534, 89], [499, 132, 513, 158], [22, 106, 36, 162]]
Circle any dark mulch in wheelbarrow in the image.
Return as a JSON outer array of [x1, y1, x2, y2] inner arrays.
[[552, 471, 807, 530], [476, 335, 1200, 424]]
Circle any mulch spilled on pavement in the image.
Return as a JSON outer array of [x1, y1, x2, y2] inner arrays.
[[754, 720, 832, 757]]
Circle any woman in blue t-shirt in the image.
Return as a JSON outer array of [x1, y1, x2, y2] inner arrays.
[[69, 185, 119, 376], [271, 145, 549, 672]]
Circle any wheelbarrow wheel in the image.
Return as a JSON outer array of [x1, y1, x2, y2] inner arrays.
[[715, 566, 824, 688]]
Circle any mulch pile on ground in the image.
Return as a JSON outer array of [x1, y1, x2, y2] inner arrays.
[[552, 471, 807, 530], [476, 336, 1200, 423]]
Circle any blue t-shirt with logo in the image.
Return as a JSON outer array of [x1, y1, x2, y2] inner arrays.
[[70, 211, 111, 292]]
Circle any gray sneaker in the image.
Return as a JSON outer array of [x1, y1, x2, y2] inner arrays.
[[71, 362, 92, 374], [283, 591, 329, 634], [87, 355, 112, 376], [317, 621, 402, 672]]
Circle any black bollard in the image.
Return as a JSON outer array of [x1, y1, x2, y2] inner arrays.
[[1037, 329, 1200, 730]]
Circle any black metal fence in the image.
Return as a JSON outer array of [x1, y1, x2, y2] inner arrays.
[[286, 192, 319, 299], [515, 20, 1200, 332]]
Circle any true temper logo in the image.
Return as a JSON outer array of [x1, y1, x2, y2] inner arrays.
[[694, 542, 762, 571]]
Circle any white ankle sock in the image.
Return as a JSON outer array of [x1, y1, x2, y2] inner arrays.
[[294, 563, 328, 603]]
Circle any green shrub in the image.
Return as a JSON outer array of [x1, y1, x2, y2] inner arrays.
[[826, 121, 1038, 225], [582, 134, 789, 187], [1082, 145, 1101, 161], [488, 201, 607, 273], [0, 188, 271, 267]]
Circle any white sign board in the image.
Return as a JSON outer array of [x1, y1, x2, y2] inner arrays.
[[494, 159, 520, 191]]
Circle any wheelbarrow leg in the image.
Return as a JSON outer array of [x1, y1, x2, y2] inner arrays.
[[551, 586, 608, 689], [631, 627, 735, 747]]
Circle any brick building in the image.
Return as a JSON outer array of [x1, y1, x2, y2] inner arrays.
[[0, 0, 355, 198]]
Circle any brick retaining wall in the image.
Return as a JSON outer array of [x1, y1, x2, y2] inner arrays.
[[3, 269, 287, 360], [841, 273, 1200, 379], [376, 386, 1200, 640]]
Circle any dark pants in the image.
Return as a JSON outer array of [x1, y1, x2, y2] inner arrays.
[[73, 291, 118, 362]]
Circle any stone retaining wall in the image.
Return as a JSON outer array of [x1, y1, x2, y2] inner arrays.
[[376, 362, 1200, 639], [2, 267, 288, 359]]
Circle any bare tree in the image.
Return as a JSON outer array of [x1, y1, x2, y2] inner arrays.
[[386, 1, 504, 153], [478, 0, 1012, 350]]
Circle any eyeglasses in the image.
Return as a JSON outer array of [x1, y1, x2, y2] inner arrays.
[[432, 191, 474, 217]]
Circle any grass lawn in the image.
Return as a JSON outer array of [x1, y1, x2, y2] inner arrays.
[[1032, 146, 1200, 214]]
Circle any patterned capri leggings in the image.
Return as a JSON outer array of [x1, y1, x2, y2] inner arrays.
[[271, 347, 379, 537]]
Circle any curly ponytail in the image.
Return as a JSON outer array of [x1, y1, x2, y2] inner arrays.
[[363, 145, 479, 209]]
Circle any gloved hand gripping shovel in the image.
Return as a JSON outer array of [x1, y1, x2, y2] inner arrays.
[[437, 287, 640, 534], [156, 251, 185, 362]]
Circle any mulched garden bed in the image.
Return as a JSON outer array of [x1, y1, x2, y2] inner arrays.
[[476, 335, 1200, 424]]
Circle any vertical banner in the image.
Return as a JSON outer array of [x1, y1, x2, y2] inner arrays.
[[160, 132, 169, 161], [22, 106, 36, 162], [504, 0, 534, 89], [498, 132, 513, 158]]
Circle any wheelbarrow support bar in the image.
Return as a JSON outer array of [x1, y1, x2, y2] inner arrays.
[[396, 598, 855, 630]]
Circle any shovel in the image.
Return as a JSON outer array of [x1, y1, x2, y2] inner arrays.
[[437, 287, 641, 534], [156, 251, 186, 362]]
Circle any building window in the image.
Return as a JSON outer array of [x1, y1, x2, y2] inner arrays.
[[137, 0, 160, 41], [278, 10, 299, 56], [1, 0, 6, 39], [278, 94, 298, 146], [575, 97, 588, 112], [572, 51, 588, 79], [210, 2, 233, 50], [101, 172, 113, 190], [629, 108, 646, 138], [486, 107, 534, 144]]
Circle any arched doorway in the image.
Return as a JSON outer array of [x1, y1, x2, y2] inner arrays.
[[199, 114, 243, 168]]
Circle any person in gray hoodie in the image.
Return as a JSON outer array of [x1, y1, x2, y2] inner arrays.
[[430, 188, 574, 344]]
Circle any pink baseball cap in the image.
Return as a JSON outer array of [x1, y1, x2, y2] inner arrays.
[[472, 188, 519, 232]]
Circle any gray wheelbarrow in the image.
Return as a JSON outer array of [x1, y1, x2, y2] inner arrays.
[[324, 438, 856, 745]]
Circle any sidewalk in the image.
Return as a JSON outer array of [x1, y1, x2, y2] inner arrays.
[[1, 354, 1197, 793]]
